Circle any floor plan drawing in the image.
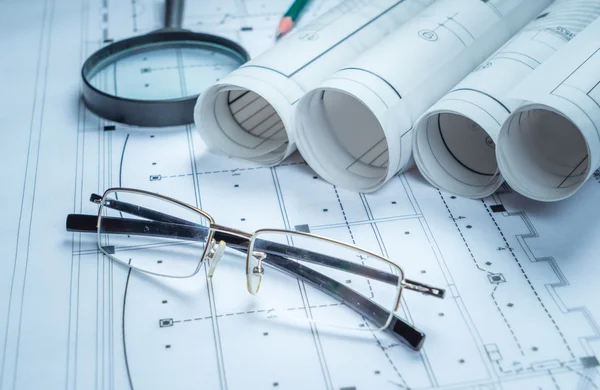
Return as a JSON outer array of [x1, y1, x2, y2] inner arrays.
[[1, 0, 600, 389]]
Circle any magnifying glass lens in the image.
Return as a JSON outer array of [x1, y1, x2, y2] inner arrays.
[[87, 41, 244, 101]]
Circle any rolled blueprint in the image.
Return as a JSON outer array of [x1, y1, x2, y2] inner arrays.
[[295, 0, 550, 192], [194, 0, 435, 165], [496, 18, 600, 202], [412, 0, 600, 198]]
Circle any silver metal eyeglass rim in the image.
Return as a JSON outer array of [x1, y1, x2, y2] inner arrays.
[[97, 187, 444, 296], [65, 187, 446, 351]]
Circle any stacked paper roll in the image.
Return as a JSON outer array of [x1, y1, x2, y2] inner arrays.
[[195, 0, 600, 202], [293, 0, 549, 192], [412, 0, 600, 199], [194, 0, 435, 165], [496, 16, 600, 201]]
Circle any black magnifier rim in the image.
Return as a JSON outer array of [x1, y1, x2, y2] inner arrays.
[[82, 30, 250, 127]]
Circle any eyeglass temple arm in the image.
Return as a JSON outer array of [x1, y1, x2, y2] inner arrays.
[[89, 195, 445, 299], [66, 212, 399, 287], [89, 192, 196, 226], [262, 255, 426, 351], [65, 213, 426, 350], [256, 240, 444, 299]]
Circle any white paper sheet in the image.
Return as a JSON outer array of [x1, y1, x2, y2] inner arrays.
[[412, 0, 600, 199], [495, 17, 600, 202], [4, 1, 600, 389], [294, 0, 551, 193], [193, 0, 435, 165]]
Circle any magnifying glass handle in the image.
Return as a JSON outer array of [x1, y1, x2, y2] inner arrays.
[[165, 0, 185, 29]]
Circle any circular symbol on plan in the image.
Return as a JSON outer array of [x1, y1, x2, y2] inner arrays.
[[418, 30, 438, 41], [299, 33, 319, 41]]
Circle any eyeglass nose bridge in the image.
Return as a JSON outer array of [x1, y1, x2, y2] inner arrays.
[[206, 239, 227, 278]]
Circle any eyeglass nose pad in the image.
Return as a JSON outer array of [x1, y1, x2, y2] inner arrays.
[[207, 240, 227, 278], [247, 251, 266, 294]]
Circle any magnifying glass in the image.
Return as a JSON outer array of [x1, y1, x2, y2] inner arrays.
[[81, 0, 249, 127]]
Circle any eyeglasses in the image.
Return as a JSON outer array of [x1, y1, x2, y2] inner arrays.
[[66, 188, 445, 350]]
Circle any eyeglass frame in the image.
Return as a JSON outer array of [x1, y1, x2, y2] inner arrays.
[[66, 187, 445, 351]]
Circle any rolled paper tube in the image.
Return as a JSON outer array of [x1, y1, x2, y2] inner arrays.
[[412, 0, 600, 198], [295, 0, 550, 192], [497, 103, 597, 201], [496, 17, 600, 202], [194, 0, 434, 165]]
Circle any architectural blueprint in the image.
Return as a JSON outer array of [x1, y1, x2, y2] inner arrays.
[[2, 0, 600, 389], [413, 0, 600, 199], [196, 0, 435, 165], [496, 17, 600, 202], [295, 0, 550, 193]]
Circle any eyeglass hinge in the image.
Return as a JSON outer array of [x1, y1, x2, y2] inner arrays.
[[402, 279, 446, 299], [90, 193, 103, 204]]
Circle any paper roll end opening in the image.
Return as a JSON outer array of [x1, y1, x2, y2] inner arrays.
[[497, 107, 590, 202], [296, 88, 389, 192], [195, 85, 289, 164], [414, 112, 502, 198]]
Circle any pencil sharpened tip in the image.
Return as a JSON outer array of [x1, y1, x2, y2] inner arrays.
[[276, 16, 294, 39]]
